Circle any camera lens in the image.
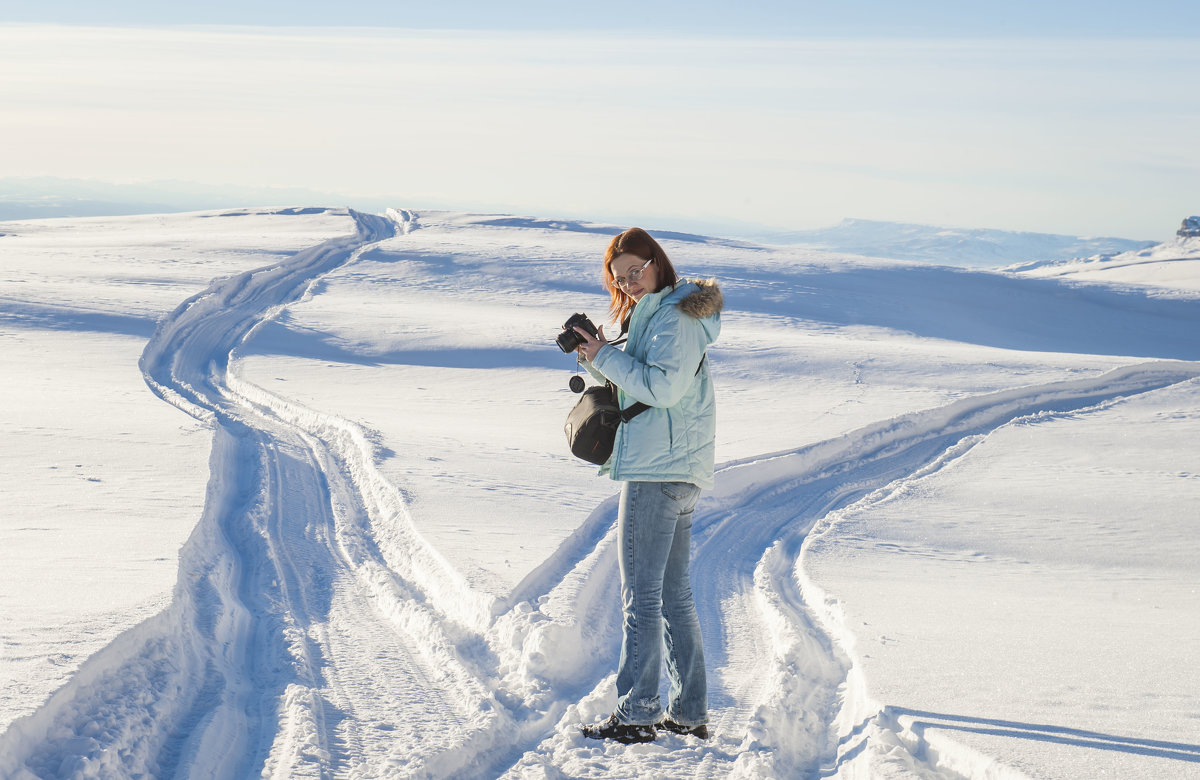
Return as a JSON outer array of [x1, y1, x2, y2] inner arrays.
[[556, 329, 582, 353], [556, 313, 595, 353]]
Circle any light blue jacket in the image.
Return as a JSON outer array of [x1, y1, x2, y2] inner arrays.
[[583, 279, 723, 489]]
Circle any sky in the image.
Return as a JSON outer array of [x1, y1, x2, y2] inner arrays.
[[1, 2, 1198, 239]]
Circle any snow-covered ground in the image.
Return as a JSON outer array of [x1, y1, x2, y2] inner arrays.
[[753, 218, 1153, 268], [1009, 233, 1200, 293], [0, 208, 357, 743], [0, 208, 1197, 778]]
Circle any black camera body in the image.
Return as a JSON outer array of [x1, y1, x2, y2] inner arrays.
[[556, 312, 599, 353]]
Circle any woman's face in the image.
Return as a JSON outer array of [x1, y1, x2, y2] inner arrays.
[[611, 252, 659, 302]]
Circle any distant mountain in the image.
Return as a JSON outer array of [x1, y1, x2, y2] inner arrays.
[[752, 218, 1154, 268]]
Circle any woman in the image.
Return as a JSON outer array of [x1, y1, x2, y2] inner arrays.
[[572, 227, 722, 744]]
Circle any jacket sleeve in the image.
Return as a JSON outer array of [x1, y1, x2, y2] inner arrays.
[[577, 353, 608, 384], [591, 308, 706, 408]]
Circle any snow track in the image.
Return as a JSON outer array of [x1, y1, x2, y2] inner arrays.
[[2, 208, 1196, 779], [694, 361, 1200, 778], [0, 209, 458, 778]]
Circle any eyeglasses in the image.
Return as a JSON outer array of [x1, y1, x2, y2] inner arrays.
[[613, 257, 653, 289]]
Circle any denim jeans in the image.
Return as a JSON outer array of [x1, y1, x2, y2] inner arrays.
[[613, 480, 707, 727]]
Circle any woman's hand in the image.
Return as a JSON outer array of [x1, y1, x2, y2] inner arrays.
[[573, 324, 608, 362]]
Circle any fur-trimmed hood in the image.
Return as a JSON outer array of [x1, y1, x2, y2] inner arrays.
[[676, 278, 723, 319]]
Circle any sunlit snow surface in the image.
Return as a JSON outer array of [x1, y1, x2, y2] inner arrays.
[[1008, 234, 1200, 293], [0, 208, 1197, 779]]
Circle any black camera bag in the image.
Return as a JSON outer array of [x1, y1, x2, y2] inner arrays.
[[564, 383, 649, 465], [565, 351, 705, 465]]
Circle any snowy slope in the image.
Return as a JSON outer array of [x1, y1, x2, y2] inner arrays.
[[1, 209, 1198, 779], [803, 374, 1200, 779], [1009, 234, 1200, 293], [753, 218, 1153, 268]]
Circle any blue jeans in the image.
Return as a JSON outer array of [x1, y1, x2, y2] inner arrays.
[[613, 480, 707, 727]]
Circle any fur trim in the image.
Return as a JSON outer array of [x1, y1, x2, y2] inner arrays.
[[676, 278, 723, 319]]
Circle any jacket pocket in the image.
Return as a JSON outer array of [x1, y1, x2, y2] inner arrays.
[[622, 407, 673, 468]]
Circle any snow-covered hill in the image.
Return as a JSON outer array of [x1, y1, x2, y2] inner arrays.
[[756, 217, 1153, 268], [1008, 233, 1200, 293], [1, 209, 1197, 779]]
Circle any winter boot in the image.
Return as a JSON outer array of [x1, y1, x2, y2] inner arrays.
[[580, 714, 657, 744], [657, 718, 709, 740]]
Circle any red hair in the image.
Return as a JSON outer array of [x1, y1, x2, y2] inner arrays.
[[603, 227, 680, 330]]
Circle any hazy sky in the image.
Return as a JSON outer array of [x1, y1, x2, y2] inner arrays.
[[2, 3, 1198, 238], [5, 1, 1200, 37]]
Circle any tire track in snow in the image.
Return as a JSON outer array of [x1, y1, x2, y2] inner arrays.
[[247, 423, 472, 779], [0, 208, 479, 779], [140, 207, 490, 777], [225, 349, 621, 779], [691, 360, 1200, 778]]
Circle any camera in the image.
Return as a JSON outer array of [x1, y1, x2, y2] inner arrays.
[[556, 312, 599, 353]]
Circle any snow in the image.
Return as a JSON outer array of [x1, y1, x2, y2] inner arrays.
[[0, 208, 356, 739], [1, 207, 1197, 779], [752, 218, 1153, 268], [802, 369, 1200, 778], [1009, 234, 1200, 293]]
